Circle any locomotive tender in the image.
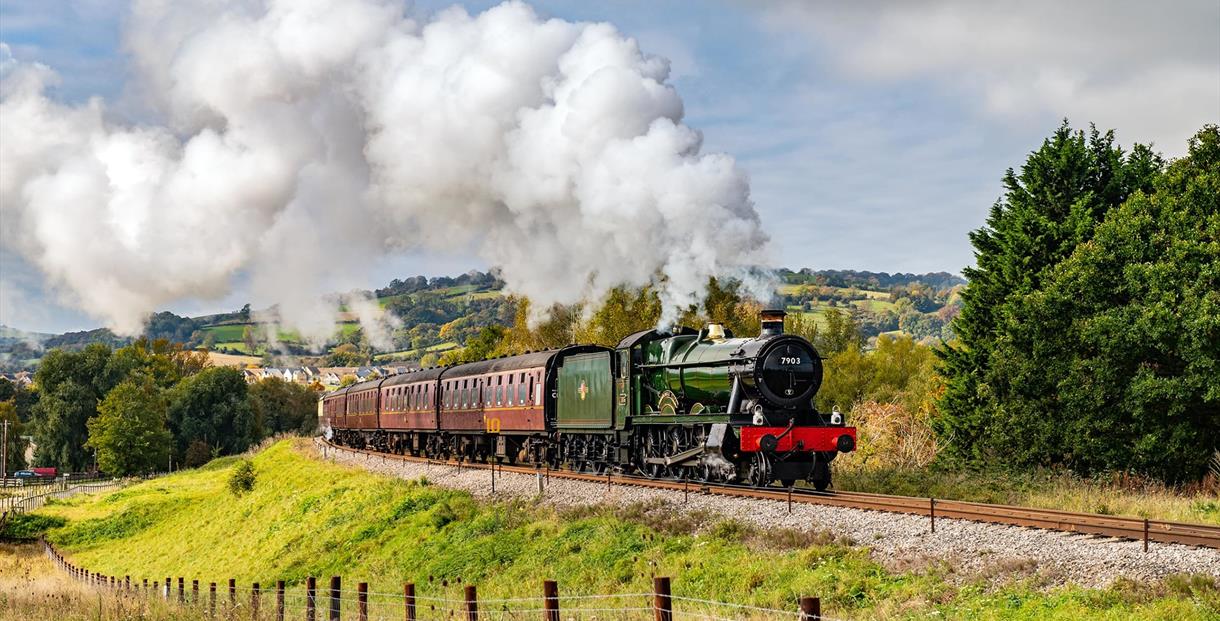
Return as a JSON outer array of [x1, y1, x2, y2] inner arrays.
[[325, 309, 856, 489]]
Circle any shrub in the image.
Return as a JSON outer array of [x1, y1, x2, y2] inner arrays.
[[184, 440, 212, 468], [227, 460, 256, 496]]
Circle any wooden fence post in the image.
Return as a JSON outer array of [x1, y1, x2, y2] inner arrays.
[[464, 585, 478, 621], [165, 576, 172, 600], [276, 580, 285, 621], [252, 582, 261, 621], [229, 578, 236, 618], [404, 583, 416, 621], [329, 576, 340, 621], [930, 497, 936, 533], [543, 580, 559, 621], [306, 577, 317, 621], [179, 577, 186, 603], [193, 580, 199, 605], [210, 583, 217, 618], [653, 577, 672, 621], [357, 583, 368, 621], [799, 596, 821, 620]]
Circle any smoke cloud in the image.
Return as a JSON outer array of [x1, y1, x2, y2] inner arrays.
[[0, 0, 769, 340]]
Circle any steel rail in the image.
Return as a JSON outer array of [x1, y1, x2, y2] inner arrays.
[[318, 438, 1220, 550]]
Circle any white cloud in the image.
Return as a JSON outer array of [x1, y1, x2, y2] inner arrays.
[[758, 0, 1220, 153]]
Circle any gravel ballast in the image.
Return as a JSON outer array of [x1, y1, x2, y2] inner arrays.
[[316, 442, 1220, 588]]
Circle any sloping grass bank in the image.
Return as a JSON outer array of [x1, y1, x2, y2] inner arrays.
[[11, 439, 1218, 620]]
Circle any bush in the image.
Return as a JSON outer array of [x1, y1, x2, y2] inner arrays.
[[184, 440, 213, 468], [227, 460, 256, 496]]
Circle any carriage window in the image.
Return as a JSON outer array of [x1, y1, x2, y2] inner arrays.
[[527, 378, 534, 407], [535, 382, 543, 405], [518, 384, 527, 404]]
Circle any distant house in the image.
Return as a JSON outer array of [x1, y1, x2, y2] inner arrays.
[[242, 369, 262, 383]]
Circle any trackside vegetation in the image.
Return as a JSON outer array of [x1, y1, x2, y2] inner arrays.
[[11, 440, 1217, 621]]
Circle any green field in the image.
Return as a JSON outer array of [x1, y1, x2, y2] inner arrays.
[[8, 440, 1216, 621], [201, 324, 247, 342], [373, 341, 458, 361]]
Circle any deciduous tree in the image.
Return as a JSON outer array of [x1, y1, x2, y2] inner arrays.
[[86, 377, 172, 476], [249, 378, 320, 437], [167, 367, 256, 458]]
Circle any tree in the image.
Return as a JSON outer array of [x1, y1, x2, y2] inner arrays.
[[30, 344, 116, 470], [107, 338, 209, 389], [575, 286, 662, 347], [990, 126, 1219, 480], [817, 308, 863, 356], [937, 121, 1163, 466], [439, 325, 505, 365], [338, 374, 358, 388], [0, 402, 28, 473], [86, 378, 172, 475], [817, 335, 937, 415], [242, 325, 259, 353], [495, 298, 579, 355], [167, 367, 257, 458], [249, 378, 319, 437], [0, 378, 38, 423], [327, 343, 365, 367]]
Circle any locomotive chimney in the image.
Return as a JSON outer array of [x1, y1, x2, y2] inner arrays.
[[759, 309, 786, 336]]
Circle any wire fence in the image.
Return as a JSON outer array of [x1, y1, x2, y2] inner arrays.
[[1, 477, 130, 514], [41, 539, 840, 620]]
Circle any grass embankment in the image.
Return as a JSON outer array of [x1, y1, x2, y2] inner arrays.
[[8, 440, 1218, 621], [0, 542, 222, 621], [837, 466, 1220, 525]]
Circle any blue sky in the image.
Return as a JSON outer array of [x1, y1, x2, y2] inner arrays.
[[1, 0, 1217, 333]]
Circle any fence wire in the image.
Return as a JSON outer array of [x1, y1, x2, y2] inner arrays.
[[41, 538, 831, 621]]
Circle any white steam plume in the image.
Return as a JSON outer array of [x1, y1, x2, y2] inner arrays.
[[0, 1, 769, 339]]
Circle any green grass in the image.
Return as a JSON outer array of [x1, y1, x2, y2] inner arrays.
[[214, 341, 256, 355], [201, 324, 247, 342], [850, 298, 898, 312], [376, 293, 409, 308], [21, 440, 1219, 620]]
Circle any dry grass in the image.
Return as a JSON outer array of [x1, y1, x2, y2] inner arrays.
[[205, 351, 261, 368], [834, 402, 1220, 525], [0, 543, 225, 620]]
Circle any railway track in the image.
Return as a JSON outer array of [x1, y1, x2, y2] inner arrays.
[[319, 438, 1220, 551]]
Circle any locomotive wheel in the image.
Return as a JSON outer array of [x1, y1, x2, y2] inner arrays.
[[641, 432, 664, 479], [743, 453, 772, 487], [780, 479, 796, 488], [813, 478, 830, 492]]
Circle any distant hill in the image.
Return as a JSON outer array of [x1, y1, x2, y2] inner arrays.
[[0, 268, 963, 372]]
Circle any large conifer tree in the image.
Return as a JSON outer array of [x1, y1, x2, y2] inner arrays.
[[936, 122, 1161, 465]]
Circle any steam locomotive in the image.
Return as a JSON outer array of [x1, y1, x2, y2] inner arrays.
[[324, 310, 856, 489]]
